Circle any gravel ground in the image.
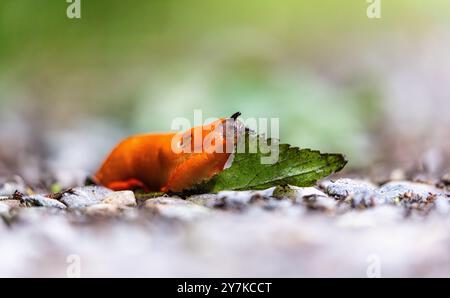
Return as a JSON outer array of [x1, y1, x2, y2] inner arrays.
[[1, 177, 449, 277]]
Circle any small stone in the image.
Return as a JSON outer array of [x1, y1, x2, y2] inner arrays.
[[59, 186, 113, 209], [145, 196, 189, 206], [377, 181, 444, 203], [290, 186, 328, 201], [186, 193, 220, 207], [274, 185, 333, 210], [85, 203, 120, 216], [102, 191, 136, 207], [21, 195, 67, 209], [351, 192, 378, 208], [145, 197, 210, 220], [217, 191, 253, 205], [322, 178, 377, 199], [216, 188, 274, 208]]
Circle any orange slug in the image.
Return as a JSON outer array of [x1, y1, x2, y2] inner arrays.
[[93, 112, 241, 192]]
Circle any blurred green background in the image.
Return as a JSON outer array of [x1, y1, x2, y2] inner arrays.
[[1, 0, 450, 181]]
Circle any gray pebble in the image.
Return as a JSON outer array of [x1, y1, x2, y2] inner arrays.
[[21, 195, 67, 209], [216, 189, 274, 208], [186, 193, 220, 207], [60, 186, 113, 209], [145, 197, 210, 220], [377, 181, 443, 203], [322, 178, 377, 199]]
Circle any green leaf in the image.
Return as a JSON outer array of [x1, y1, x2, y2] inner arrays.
[[190, 136, 347, 193]]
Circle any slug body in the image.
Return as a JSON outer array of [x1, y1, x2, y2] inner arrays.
[[94, 116, 238, 192]]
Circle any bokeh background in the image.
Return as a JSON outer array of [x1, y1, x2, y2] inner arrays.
[[1, 0, 450, 187]]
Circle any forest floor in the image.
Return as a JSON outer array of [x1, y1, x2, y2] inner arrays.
[[1, 174, 449, 277]]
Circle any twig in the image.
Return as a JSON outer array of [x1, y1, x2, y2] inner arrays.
[[47, 188, 75, 201]]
